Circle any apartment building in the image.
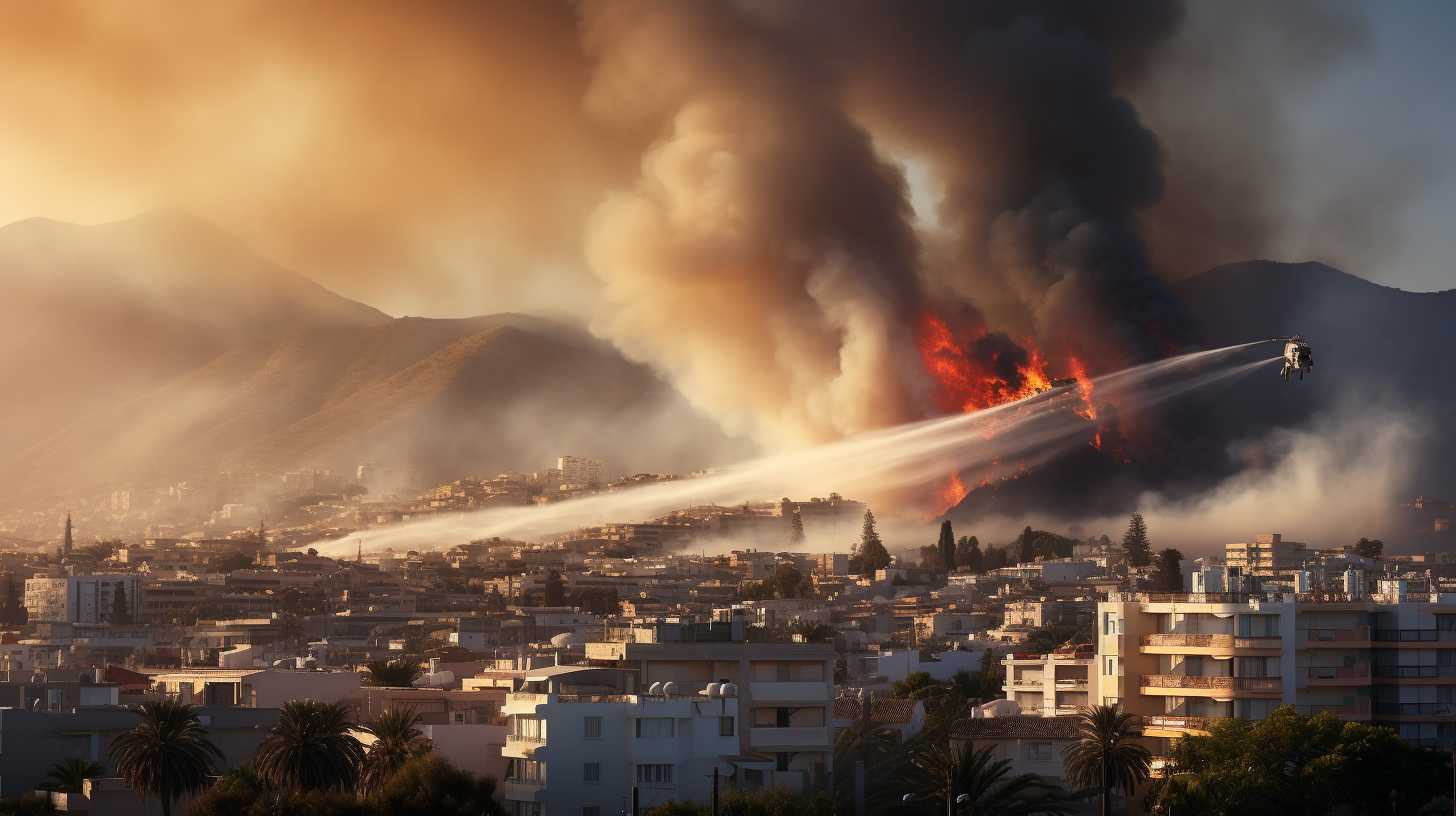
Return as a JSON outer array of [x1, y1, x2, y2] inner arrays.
[[23, 575, 143, 624], [1097, 587, 1456, 751], [585, 639, 836, 790], [500, 665, 741, 816], [1224, 533, 1306, 575], [1002, 643, 1097, 716]]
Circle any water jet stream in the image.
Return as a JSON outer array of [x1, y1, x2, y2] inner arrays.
[[310, 345, 1279, 557]]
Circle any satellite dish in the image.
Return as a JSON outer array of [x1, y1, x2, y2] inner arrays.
[[648, 681, 664, 696], [662, 681, 679, 697]]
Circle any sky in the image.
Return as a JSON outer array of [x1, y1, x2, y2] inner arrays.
[[0, 0, 1452, 322], [1274, 0, 1456, 292]]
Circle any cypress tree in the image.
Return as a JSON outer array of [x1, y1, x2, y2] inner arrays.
[[937, 520, 956, 572], [1123, 513, 1152, 567]]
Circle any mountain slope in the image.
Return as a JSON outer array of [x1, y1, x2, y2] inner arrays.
[[0, 215, 746, 499], [949, 261, 1456, 523]]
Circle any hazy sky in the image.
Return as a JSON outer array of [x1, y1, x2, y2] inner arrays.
[[1273, 0, 1456, 292], [0, 0, 1451, 322]]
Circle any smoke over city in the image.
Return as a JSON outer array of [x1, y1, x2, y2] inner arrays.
[[2, 0, 1448, 540]]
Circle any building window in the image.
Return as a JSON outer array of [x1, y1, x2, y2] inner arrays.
[[584, 716, 602, 739], [584, 763, 600, 783], [1023, 742, 1054, 761], [636, 764, 674, 785], [636, 717, 675, 738], [720, 716, 735, 737]]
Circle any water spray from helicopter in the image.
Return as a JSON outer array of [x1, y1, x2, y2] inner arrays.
[[310, 342, 1285, 558]]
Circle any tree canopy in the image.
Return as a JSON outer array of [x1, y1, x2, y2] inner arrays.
[[1151, 707, 1450, 816], [1121, 513, 1151, 567], [855, 510, 891, 575]]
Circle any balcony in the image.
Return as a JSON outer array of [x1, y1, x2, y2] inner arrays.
[[749, 726, 830, 749], [1300, 664, 1371, 685], [1141, 634, 1282, 653], [1373, 702, 1456, 719], [504, 735, 545, 757], [1295, 703, 1370, 720], [501, 780, 544, 801], [1054, 677, 1089, 688], [1373, 665, 1456, 680], [1373, 629, 1456, 643], [1141, 715, 1213, 735], [1299, 627, 1372, 647], [749, 681, 831, 703], [1140, 675, 1282, 695]]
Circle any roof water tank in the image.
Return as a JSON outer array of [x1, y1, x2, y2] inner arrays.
[[720, 683, 738, 698], [706, 682, 723, 698]]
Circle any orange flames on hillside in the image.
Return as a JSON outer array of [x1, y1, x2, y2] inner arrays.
[[917, 314, 1052, 413], [1067, 357, 1102, 450], [918, 312, 1106, 512]]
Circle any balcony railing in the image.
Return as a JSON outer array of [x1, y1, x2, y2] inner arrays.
[[1141, 675, 1282, 691], [1302, 664, 1371, 681], [1142, 634, 1281, 649], [1142, 715, 1210, 731], [1054, 678, 1089, 688], [1372, 665, 1456, 679], [1373, 702, 1456, 717], [1299, 627, 1371, 644], [1295, 703, 1370, 719], [1373, 629, 1456, 643]]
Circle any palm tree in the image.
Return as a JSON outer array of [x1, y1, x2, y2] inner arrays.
[[362, 659, 422, 687], [1062, 705, 1151, 816], [39, 757, 104, 792], [833, 718, 903, 812], [108, 699, 223, 816], [359, 706, 432, 794], [254, 699, 364, 792], [909, 740, 1074, 815]]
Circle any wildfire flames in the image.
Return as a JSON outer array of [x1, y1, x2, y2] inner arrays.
[[917, 313, 1053, 413], [1067, 357, 1102, 450], [918, 312, 1106, 512]]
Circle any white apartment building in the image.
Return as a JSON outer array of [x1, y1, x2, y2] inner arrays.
[[1002, 643, 1097, 716], [588, 640, 835, 787], [1098, 588, 1456, 752], [24, 575, 143, 624], [557, 456, 603, 489], [501, 665, 741, 816]]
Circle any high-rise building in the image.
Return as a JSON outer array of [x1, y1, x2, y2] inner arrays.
[[1224, 533, 1306, 575], [557, 456, 603, 488], [24, 575, 143, 624], [1096, 589, 1456, 752]]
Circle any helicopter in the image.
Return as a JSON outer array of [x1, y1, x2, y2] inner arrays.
[[1280, 336, 1313, 381]]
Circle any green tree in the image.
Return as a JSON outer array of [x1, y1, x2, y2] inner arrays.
[[856, 510, 891, 575], [833, 715, 903, 812], [772, 564, 806, 599], [1153, 707, 1449, 816], [254, 700, 363, 793], [39, 757, 104, 792], [374, 755, 506, 816], [361, 660, 422, 688], [908, 741, 1074, 816], [1062, 705, 1150, 816], [184, 765, 371, 816], [109, 699, 223, 816], [891, 671, 943, 700], [938, 520, 956, 572], [1121, 513, 1151, 567], [1152, 548, 1184, 593], [542, 569, 566, 606], [1018, 526, 1036, 564], [959, 536, 983, 574], [359, 706, 432, 795], [1355, 537, 1384, 559]]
